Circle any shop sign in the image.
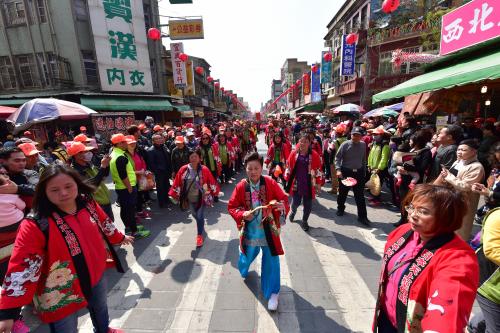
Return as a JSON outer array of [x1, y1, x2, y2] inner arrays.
[[340, 35, 356, 76], [92, 113, 135, 139], [303, 72, 311, 95], [88, 0, 153, 92], [170, 42, 187, 87], [169, 19, 204, 40], [440, 0, 500, 56], [184, 60, 196, 96], [321, 51, 332, 84], [311, 65, 321, 103]]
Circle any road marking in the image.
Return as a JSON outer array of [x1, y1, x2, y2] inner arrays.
[[79, 229, 182, 331], [310, 229, 376, 332], [356, 227, 386, 255], [169, 229, 231, 331]]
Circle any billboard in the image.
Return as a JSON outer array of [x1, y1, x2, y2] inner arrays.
[[88, 0, 153, 92], [169, 19, 204, 40]]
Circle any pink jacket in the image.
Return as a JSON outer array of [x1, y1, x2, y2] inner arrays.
[[0, 194, 25, 227]]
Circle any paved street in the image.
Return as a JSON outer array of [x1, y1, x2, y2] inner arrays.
[[27, 135, 400, 333]]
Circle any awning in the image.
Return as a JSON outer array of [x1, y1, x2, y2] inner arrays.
[[0, 98, 31, 106], [173, 104, 192, 112], [80, 96, 173, 111], [0, 106, 17, 119], [372, 49, 500, 103]]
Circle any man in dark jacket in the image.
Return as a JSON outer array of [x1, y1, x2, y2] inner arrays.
[[428, 125, 463, 181], [171, 136, 190, 177], [146, 134, 172, 208]]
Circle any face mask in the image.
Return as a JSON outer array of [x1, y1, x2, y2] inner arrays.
[[83, 152, 93, 162]]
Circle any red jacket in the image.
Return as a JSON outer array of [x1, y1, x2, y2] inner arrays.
[[373, 223, 479, 333], [213, 142, 235, 166], [285, 149, 324, 199], [0, 200, 124, 323], [228, 176, 289, 256], [265, 143, 291, 166], [169, 164, 219, 202]]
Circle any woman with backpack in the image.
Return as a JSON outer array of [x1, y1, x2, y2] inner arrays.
[[0, 164, 133, 333]]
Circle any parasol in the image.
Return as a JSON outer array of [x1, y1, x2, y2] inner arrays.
[[331, 103, 365, 114]]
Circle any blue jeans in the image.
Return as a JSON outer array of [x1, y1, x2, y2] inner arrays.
[[49, 276, 109, 333], [189, 202, 205, 235], [477, 293, 500, 333], [238, 246, 280, 299]]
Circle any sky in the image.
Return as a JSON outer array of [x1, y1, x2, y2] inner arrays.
[[158, 0, 344, 112]]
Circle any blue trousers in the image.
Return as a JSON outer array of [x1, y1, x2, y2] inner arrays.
[[49, 276, 109, 333], [189, 202, 205, 235], [238, 246, 280, 299]]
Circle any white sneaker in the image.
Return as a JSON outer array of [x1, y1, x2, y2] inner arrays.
[[268, 293, 279, 311]]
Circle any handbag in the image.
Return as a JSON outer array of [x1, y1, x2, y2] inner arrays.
[[179, 175, 197, 211], [139, 171, 156, 191]]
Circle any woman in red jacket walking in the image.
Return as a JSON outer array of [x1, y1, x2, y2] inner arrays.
[[373, 184, 479, 333], [0, 164, 133, 333]]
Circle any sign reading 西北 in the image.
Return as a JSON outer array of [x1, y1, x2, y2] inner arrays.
[[87, 0, 153, 93], [340, 35, 356, 76], [170, 42, 187, 87], [440, 0, 500, 56], [169, 19, 204, 40]]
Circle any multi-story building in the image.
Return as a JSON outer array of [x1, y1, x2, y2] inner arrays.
[[0, 0, 168, 115], [280, 58, 309, 111], [324, 0, 461, 109]]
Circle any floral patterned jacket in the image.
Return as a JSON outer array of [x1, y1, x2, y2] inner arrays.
[[0, 200, 124, 323]]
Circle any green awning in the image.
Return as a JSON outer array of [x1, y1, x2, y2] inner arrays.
[[80, 96, 173, 111], [372, 49, 500, 103], [173, 104, 192, 112], [0, 98, 30, 106]]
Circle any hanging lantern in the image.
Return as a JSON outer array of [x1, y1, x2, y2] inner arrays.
[[147, 28, 161, 41], [296, 79, 301, 86], [179, 53, 188, 62], [195, 66, 204, 75], [312, 65, 319, 73], [214, 82, 220, 88], [220, 87, 224, 92], [382, 0, 400, 13], [291, 84, 296, 90], [346, 33, 358, 45], [323, 52, 333, 62], [207, 76, 214, 83]]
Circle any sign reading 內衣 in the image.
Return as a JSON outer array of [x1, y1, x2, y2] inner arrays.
[[88, 0, 153, 92], [440, 0, 500, 56]]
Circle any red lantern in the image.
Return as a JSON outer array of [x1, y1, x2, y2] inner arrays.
[[296, 79, 301, 86], [382, 0, 400, 13], [302, 73, 310, 80], [147, 28, 161, 41], [346, 33, 358, 45], [291, 84, 296, 90], [312, 65, 319, 73], [323, 52, 333, 62], [207, 76, 213, 83], [220, 87, 224, 92], [214, 82, 220, 88], [195, 66, 204, 75], [179, 53, 188, 62]]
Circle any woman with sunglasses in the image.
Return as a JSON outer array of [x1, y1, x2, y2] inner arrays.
[[373, 184, 478, 333], [0, 164, 132, 333], [199, 132, 220, 181]]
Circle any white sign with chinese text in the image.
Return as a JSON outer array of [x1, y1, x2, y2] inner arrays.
[[170, 42, 187, 87], [88, 0, 153, 92]]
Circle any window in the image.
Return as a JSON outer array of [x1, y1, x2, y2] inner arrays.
[[361, 5, 368, 29], [47, 53, 59, 80], [16, 54, 39, 88], [0, 57, 16, 90], [82, 50, 98, 85], [378, 51, 393, 77], [3, 0, 27, 25], [36, 53, 49, 86], [36, 0, 47, 23], [74, 0, 88, 20], [401, 46, 422, 74]]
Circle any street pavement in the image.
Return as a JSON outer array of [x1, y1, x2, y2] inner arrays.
[[26, 134, 402, 333]]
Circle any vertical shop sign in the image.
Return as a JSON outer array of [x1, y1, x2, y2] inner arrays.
[[311, 65, 321, 103], [170, 42, 187, 87], [184, 60, 196, 96], [88, 0, 153, 92], [321, 51, 332, 84], [340, 35, 356, 76]]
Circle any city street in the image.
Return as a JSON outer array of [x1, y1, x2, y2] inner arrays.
[[26, 135, 399, 333]]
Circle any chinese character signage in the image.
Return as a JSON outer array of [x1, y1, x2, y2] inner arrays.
[[184, 60, 196, 96], [311, 65, 321, 103], [170, 42, 187, 87], [92, 113, 136, 139], [340, 35, 356, 76], [321, 51, 332, 84], [440, 0, 500, 56], [88, 0, 153, 92], [169, 19, 204, 40], [303, 72, 311, 95]]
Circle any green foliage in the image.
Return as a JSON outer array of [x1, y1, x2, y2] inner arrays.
[[420, 8, 454, 50]]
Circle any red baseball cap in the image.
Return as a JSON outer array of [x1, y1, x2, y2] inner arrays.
[[125, 135, 137, 144], [67, 142, 93, 157], [111, 133, 127, 144], [18, 142, 41, 156], [74, 134, 91, 143]]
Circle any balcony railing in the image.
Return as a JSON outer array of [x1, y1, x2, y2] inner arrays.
[[337, 78, 364, 96], [368, 16, 441, 46]]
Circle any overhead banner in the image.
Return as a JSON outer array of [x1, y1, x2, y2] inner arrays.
[[321, 51, 332, 84], [169, 19, 204, 40], [340, 35, 356, 76], [170, 42, 187, 87], [88, 0, 153, 92], [184, 60, 196, 96], [303, 73, 311, 95], [311, 66, 321, 103]]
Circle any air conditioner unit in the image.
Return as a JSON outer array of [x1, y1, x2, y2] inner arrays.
[[324, 40, 333, 47]]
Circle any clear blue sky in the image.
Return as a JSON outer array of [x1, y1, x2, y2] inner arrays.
[[158, 0, 343, 111]]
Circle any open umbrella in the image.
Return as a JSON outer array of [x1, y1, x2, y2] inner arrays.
[[331, 103, 365, 114], [363, 108, 400, 118], [7, 98, 97, 133]]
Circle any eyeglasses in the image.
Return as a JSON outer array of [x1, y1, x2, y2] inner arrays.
[[405, 204, 432, 217]]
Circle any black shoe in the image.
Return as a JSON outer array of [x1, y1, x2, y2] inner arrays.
[[301, 221, 309, 231], [336, 210, 344, 216], [289, 211, 296, 222], [214, 196, 219, 203], [358, 218, 371, 226]]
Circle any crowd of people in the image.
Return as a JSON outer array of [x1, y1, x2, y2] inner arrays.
[[0, 111, 496, 332]]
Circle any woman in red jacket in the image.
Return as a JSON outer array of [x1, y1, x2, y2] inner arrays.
[[228, 152, 289, 311], [265, 132, 291, 184], [0, 164, 133, 333], [373, 184, 479, 333]]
